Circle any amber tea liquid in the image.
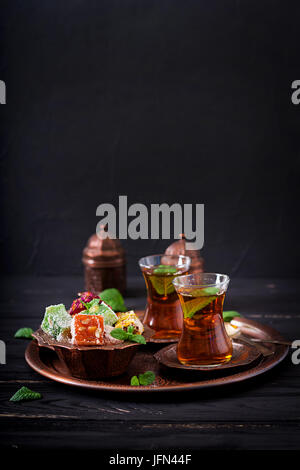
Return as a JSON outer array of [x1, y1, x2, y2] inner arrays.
[[177, 288, 232, 366], [142, 265, 188, 339]]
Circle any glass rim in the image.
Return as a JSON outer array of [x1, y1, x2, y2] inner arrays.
[[138, 253, 191, 269], [172, 272, 230, 288]]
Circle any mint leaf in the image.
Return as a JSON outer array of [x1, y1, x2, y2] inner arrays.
[[202, 287, 219, 295], [127, 325, 134, 335], [130, 376, 140, 386], [130, 371, 156, 386], [138, 371, 156, 386], [128, 333, 146, 345], [110, 328, 129, 340], [99, 288, 127, 312], [110, 328, 146, 344], [149, 275, 175, 296], [80, 299, 90, 311], [223, 311, 241, 322], [86, 298, 101, 311], [14, 328, 33, 339], [183, 296, 217, 319], [10, 386, 42, 402], [153, 265, 177, 275]]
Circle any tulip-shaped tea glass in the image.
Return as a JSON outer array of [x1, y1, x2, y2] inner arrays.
[[139, 254, 191, 340], [172, 273, 232, 367]]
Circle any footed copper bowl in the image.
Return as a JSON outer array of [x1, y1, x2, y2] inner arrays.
[[32, 328, 152, 380]]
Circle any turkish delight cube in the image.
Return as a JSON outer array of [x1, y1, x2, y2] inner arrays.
[[103, 325, 123, 345], [96, 302, 118, 326], [71, 314, 104, 346], [115, 311, 144, 334], [41, 304, 72, 339]]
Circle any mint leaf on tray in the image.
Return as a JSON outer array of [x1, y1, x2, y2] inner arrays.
[[130, 376, 140, 386], [138, 371, 156, 385], [10, 386, 42, 402], [14, 328, 33, 339], [130, 371, 156, 386]]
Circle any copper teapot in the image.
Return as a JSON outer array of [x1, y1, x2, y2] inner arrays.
[[165, 234, 204, 273]]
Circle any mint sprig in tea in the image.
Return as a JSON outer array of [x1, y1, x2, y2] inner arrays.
[[139, 255, 190, 340], [173, 273, 232, 367]]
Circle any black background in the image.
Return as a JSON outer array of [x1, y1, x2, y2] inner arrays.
[[1, 0, 300, 278]]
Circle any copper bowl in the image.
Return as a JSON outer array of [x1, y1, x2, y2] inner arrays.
[[32, 328, 152, 380]]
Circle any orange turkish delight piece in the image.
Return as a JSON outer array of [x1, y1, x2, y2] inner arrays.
[[71, 314, 104, 346]]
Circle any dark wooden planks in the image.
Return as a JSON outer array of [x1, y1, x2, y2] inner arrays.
[[1, 419, 300, 450]]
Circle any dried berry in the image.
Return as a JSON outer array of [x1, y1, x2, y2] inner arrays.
[[69, 291, 100, 316]]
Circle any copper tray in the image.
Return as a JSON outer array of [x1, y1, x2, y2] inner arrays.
[[25, 317, 289, 393]]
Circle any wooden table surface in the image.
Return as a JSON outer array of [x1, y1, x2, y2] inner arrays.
[[0, 276, 299, 450]]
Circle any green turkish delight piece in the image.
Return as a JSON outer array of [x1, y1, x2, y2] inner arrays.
[[97, 302, 118, 326], [41, 304, 72, 339], [82, 298, 118, 326]]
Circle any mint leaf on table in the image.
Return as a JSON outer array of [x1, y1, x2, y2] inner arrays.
[[99, 288, 127, 312], [138, 371, 156, 385], [130, 371, 156, 386], [14, 328, 33, 339], [223, 311, 241, 322], [110, 328, 146, 344], [130, 376, 140, 386], [10, 386, 42, 402]]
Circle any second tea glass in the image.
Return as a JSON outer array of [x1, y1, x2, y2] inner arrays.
[[173, 273, 232, 367], [139, 254, 191, 340]]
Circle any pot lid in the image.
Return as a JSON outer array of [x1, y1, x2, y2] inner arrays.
[[165, 234, 204, 269], [82, 225, 125, 267]]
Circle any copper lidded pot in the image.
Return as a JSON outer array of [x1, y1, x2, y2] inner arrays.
[[82, 225, 126, 295], [165, 234, 204, 273]]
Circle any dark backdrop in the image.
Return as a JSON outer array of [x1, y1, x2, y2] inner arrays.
[[1, 0, 300, 278]]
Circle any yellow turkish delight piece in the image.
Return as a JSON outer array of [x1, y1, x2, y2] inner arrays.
[[115, 310, 144, 334]]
